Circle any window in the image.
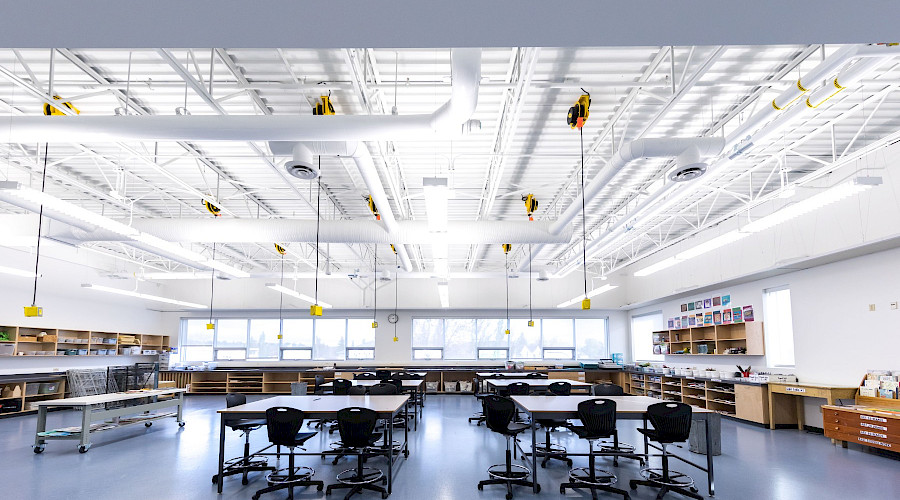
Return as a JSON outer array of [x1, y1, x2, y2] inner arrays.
[[248, 319, 280, 359], [347, 319, 375, 359], [216, 349, 246, 361], [314, 319, 346, 360], [509, 319, 541, 359], [543, 348, 574, 359], [412, 318, 445, 360], [281, 319, 313, 359], [413, 349, 443, 360], [181, 320, 214, 362], [443, 319, 476, 359], [282, 349, 312, 360], [478, 349, 507, 360], [575, 318, 609, 360], [215, 319, 248, 348], [764, 287, 795, 367], [632, 312, 664, 362]]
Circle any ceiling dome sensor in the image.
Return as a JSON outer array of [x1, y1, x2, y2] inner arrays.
[[537, 270, 550, 281], [668, 144, 708, 183], [285, 142, 319, 179]]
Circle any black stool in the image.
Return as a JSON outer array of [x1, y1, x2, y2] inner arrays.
[[629, 402, 702, 500], [477, 395, 540, 499], [355, 373, 378, 380], [327, 379, 353, 434], [591, 384, 643, 467], [326, 407, 388, 500], [561, 399, 631, 499], [535, 381, 573, 468], [213, 393, 274, 486], [470, 374, 503, 425], [252, 407, 323, 500]]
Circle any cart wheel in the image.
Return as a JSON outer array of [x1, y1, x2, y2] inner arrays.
[[145, 422, 153, 427], [242, 477, 249, 485], [178, 421, 186, 427], [78, 445, 90, 453], [506, 492, 513, 500], [33, 445, 45, 454], [317, 484, 324, 492], [477, 484, 483, 491], [535, 484, 541, 493]]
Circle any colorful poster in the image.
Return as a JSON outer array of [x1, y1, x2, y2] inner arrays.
[[703, 298, 712, 308], [713, 310, 722, 325], [722, 295, 731, 307], [668, 318, 675, 329], [695, 301, 703, 310], [696, 313, 704, 324], [732, 307, 742, 323], [688, 302, 695, 311], [713, 296, 721, 306], [681, 315, 688, 326], [674, 317, 682, 329], [688, 316, 697, 327], [743, 305, 754, 321], [681, 303, 688, 312], [723, 309, 733, 324], [704, 312, 713, 325]]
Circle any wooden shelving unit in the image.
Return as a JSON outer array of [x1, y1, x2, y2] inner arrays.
[[653, 321, 765, 356], [0, 375, 67, 417], [226, 373, 264, 393], [0, 324, 169, 358], [188, 372, 228, 394]]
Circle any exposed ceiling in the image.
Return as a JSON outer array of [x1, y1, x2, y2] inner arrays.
[[1, 45, 899, 295]]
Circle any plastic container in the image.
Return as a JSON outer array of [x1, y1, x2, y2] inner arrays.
[[38, 382, 59, 394], [0, 344, 15, 356], [25, 383, 39, 396], [76, 349, 88, 355], [64, 349, 78, 355]]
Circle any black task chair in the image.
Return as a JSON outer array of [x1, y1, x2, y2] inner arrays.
[[348, 385, 368, 395], [314, 375, 327, 394], [525, 372, 544, 379], [355, 372, 378, 380], [368, 383, 399, 395], [535, 381, 574, 468], [592, 383, 626, 396], [470, 374, 503, 425], [251, 407, 323, 500], [506, 382, 531, 423], [213, 394, 274, 486], [629, 402, 702, 500], [326, 408, 388, 500], [477, 395, 540, 499], [376, 369, 392, 381], [560, 399, 631, 500], [332, 379, 353, 395]]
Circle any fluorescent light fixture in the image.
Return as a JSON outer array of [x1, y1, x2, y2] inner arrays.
[[138, 272, 213, 280], [633, 257, 680, 277], [556, 284, 618, 308], [0, 182, 249, 278], [81, 283, 206, 308], [675, 231, 749, 260], [433, 259, 449, 278], [266, 283, 332, 308], [0, 265, 40, 278], [422, 177, 450, 233], [437, 281, 450, 308]]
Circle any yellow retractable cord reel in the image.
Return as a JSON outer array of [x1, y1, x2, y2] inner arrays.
[[569, 91, 592, 310], [308, 95, 336, 316], [523, 195, 538, 326], [502, 244, 512, 334]]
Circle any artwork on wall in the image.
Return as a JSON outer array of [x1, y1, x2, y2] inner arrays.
[[695, 301, 703, 310], [668, 318, 675, 329], [713, 296, 721, 306], [732, 307, 743, 322], [703, 298, 712, 308], [713, 310, 722, 325], [743, 305, 755, 321], [704, 312, 713, 325], [688, 315, 697, 327], [681, 303, 688, 312], [722, 295, 731, 307], [723, 309, 733, 324], [687, 302, 695, 311], [682, 315, 688, 327], [696, 313, 703, 325], [674, 317, 682, 329]]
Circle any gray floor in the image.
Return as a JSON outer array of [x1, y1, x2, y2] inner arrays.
[[1, 395, 897, 500]]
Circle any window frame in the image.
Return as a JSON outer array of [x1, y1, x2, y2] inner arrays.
[[632, 311, 665, 362], [763, 285, 796, 368]]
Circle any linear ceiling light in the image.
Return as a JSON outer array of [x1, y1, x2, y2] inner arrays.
[[437, 281, 450, 308], [422, 177, 450, 233], [556, 284, 618, 308], [633, 177, 880, 277], [81, 283, 206, 308], [0, 265, 41, 278], [266, 283, 333, 308], [0, 182, 249, 278]]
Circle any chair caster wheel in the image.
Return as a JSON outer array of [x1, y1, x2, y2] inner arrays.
[[145, 422, 153, 427], [33, 446, 45, 454], [477, 484, 484, 491], [382, 493, 388, 499], [78, 445, 90, 453], [629, 481, 638, 490], [540, 462, 546, 468], [211, 475, 218, 484], [178, 422, 186, 427], [624, 494, 631, 500], [242, 478, 249, 485], [535, 484, 541, 493], [252, 495, 260, 500], [690, 487, 699, 493], [560, 486, 566, 494], [506, 493, 513, 500], [317, 484, 324, 491]]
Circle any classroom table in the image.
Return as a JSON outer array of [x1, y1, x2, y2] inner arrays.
[[511, 395, 720, 497], [321, 379, 424, 429], [475, 372, 548, 392], [767, 382, 858, 430], [486, 378, 593, 393], [32, 388, 186, 453], [216, 395, 410, 495]]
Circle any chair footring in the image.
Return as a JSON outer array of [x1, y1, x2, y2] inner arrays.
[[639, 467, 695, 488], [561, 480, 631, 500], [486, 463, 530, 480], [533, 442, 567, 456], [629, 479, 703, 500], [266, 466, 315, 485], [335, 467, 384, 485], [598, 441, 637, 454], [365, 440, 403, 455], [568, 467, 617, 485]]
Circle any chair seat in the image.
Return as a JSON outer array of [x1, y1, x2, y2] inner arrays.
[[637, 427, 680, 444], [227, 418, 267, 431], [537, 418, 568, 428], [501, 422, 529, 436], [288, 431, 318, 447], [569, 425, 613, 440]]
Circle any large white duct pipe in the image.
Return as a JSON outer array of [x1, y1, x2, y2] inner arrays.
[[36, 218, 572, 245], [2, 49, 482, 143]]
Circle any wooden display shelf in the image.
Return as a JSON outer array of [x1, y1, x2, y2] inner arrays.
[[654, 321, 765, 355]]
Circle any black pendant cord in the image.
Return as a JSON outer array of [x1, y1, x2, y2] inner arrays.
[[373, 245, 377, 324], [278, 253, 285, 324], [314, 158, 321, 304], [31, 143, 49, 306], [208, 243, 216, 324], [528, 243, 533, 323], [505, 253, 510, 328], [580, 127, 588, 298], [394, 253, 399, 339]]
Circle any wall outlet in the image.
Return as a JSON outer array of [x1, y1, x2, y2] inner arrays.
[[868, 304, 876, 312], [891, 302, 898, 310]]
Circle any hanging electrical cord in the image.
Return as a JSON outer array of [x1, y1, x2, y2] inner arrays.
[[502, 244, 511, 334], [372, 245, 378, 328], [528, 244, 533, 327], [393, 251, 399, 342], [580, 126, 589, 309], [25, 143, 50, 317], [311, 157, 323, 317], [278, 249, 285, 326], [207, 243, 216, 329]]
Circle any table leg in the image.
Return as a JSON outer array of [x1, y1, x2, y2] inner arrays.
[[643, 414, 649, 457], [79, 406, 92, 451], [531, 413, 538, 493], [176, 392, 184, 424], [706, 414, 716, 497], [403, 404, 409, 457], [796, 397, 805, 431], [217, 413, 226, 494], [387, 412, 394, 495], [34, 406, 48, 450], [768, 390, 776, 430]]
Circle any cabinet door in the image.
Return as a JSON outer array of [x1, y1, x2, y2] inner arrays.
[[735, 384, 769, 424]]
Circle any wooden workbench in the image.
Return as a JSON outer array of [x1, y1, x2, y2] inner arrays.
[[767, 382, 857, 430]]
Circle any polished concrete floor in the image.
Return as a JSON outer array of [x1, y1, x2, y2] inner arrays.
[[1, 394, 898, 500]]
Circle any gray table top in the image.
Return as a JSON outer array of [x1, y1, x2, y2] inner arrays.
[[218, 395, 410, 417]]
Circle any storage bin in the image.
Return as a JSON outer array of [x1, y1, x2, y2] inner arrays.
[[443, 381, 458, 392], [38, 382, 59, 394], [459, 381, 472, 392], [425, 381, 439, 393], [76, 349, 88, 355], [24, 383, 39, 396], [0, 344, 15, 356], [64, 349, 78, 355]]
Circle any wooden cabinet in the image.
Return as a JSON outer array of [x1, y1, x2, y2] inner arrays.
[[735, 384, 769, 425], [653, 321, 765, 356], [0, 324, 169, 358], [823, 406, 900, 452]]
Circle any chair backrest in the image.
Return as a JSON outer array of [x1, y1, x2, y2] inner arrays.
[[225, 393, 247, 408], [393, 371, 410, 379], [576, 398, 617, 438], [592, 383, 625, 396], [547, 381, 572, 396], [483, 395, 516, 434], [525, 372, 544, 379], [406, 373, 424, 380], [647, 402, 693, 442], [355, 372, 378, 380], [369, 382, 399, 395], [386, 378, 403, 391], [333, 378, 352, 395], [336, 407, 378, 448], [265, 406, 305, 447], [314, 374, 326, 391], [507, 382, 531, 396], [376, 369, 392, 381], [348, 385, 367, 395]]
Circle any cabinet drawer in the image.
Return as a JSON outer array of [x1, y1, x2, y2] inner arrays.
[[824, 410, 900, 434], [825, 428, 899, 452], [824, 423, 900, 442]]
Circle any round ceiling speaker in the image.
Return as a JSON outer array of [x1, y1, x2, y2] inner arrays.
[[667, 162, 707, 183], [285, 159, 320, 180], [537, 270, 551, 281]]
